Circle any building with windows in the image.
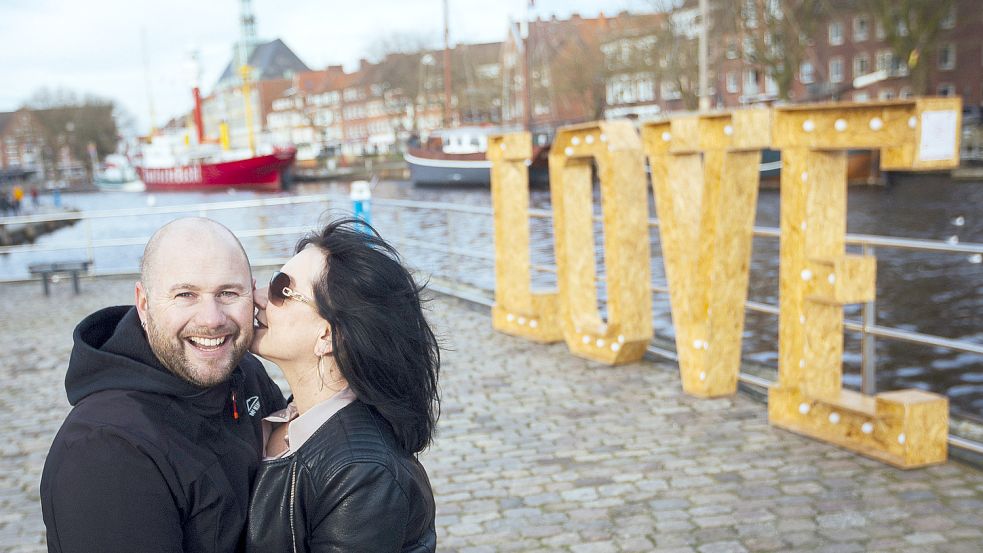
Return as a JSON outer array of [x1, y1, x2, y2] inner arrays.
[[715, 0, 982, 107], [0, 110, 45, 182]]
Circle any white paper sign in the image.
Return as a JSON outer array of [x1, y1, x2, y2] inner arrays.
[[918, 110, 958, 162]]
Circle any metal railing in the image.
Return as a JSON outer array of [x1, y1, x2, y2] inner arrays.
[[3, 194, 981, 454]]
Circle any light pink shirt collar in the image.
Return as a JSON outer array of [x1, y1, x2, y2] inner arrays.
[[262, 387, 356, 460]]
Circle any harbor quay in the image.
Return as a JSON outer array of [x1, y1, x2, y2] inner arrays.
[[2, 277, 983, 552]]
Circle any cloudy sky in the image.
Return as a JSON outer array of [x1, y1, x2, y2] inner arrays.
[[1, 0, 654, 134]]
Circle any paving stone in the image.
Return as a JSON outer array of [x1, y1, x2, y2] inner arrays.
[[4, 281, 983, 553], [903, 532, 948, 545], [696, 541, 748, 553]]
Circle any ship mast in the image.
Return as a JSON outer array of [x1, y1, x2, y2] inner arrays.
[[442, 0, 453, 127], [189, 51, 205, 144], [238, 0, 258, 155], [141, 28, 157, 136], [521, 0, 531, 131]]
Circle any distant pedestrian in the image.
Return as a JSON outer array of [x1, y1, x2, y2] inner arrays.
[[12, 184, 23, 214], [30, 187, 39, 208], [0, 191, 10, 216]]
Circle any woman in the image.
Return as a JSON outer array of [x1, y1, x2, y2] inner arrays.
[[246, 218, 439, 552]]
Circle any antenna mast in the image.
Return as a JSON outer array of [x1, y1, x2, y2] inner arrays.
[[442, 0, 453, 127]]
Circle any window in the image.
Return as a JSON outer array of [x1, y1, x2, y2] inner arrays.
[[878, 89, 894, 100], [637, 73, 656, 102], [766, 0, 782, 18], [726, 71, 739, 93], [875, 20, 885, 40], [726, 39, 738, 60], [941, 5, 956, 29], [938, 43, 956, 70], [875, 50, 893, 72], [854, 53, 870, 77], [853, 16, 869, 41], [899, 86, 913, 98], [937, 83, 956, 96], [742, 0, 758, 28], [854, 92, 870, 102], [829, 21, 844, 46], [829, 57, 844, 83], [661, 81, 682, 101], [743, 36, 755, 58], [743, 69, 760, 95], [800, 61, 814, 84], [765, 75, 778, 95]]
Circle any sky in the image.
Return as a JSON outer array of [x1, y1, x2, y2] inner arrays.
[[0, 0, 655, 134]]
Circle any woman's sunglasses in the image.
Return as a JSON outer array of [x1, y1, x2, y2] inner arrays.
[[269, 271, 315, 308]]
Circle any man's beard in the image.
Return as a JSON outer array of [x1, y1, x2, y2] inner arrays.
[[144, 317, 251, 387]]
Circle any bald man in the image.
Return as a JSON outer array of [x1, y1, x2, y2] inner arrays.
[[41, 218, 286, 553]]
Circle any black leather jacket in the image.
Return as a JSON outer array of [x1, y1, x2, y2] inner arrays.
[[246, 399, 436, 553]]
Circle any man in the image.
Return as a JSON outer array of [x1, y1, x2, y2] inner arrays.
[[41, 217, 286, 553]]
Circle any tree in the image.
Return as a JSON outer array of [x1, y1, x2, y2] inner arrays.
[[862, 0, 956, 95], [715, 0, 826, 101], [25, 87, 121, 170], [656, 10, 701, 110], [539, 19, 610, 122]]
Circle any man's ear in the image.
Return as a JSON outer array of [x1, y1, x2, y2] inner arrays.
[[135, 281, 149, 327]]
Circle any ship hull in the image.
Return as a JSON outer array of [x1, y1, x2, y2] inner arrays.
[[137, 149, 296, 192]]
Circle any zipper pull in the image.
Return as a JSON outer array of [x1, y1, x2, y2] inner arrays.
[[231, 389, 240, 420]]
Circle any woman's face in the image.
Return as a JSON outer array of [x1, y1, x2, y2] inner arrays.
[[251, 246, 328, 367]]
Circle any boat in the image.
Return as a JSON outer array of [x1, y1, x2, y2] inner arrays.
[[94, 154, 145, 192], [133, 43, 297, 193], [134, 137, 296, 192], [407, 133, 878, 188], [405, 126, 550, 186]]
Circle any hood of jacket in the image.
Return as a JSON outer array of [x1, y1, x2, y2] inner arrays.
[[66, 305, 239, 414]]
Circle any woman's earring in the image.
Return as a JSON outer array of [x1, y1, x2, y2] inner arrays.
[[317, 355, 326, 391]]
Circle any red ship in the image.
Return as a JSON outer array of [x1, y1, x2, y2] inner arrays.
[[136, 147, 297, 192], [135, 56, 297, 192]]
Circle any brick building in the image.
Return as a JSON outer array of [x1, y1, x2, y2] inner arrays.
[[201, 38, 309, 151], [265, 42, 501, 161], [0, 109, 45, 182], [709, 0, 983, 108]]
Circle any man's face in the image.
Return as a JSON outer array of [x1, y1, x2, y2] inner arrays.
[[136, 235, 254, 387]]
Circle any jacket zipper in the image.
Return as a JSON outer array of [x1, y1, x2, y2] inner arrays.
[[230, 371, 244, 420], [289, 462, 298, 553]]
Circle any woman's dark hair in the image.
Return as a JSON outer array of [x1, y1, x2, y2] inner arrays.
[[297, 218, 440, 453]]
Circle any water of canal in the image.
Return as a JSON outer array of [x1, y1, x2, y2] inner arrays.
[[3, 175, 981, 418]]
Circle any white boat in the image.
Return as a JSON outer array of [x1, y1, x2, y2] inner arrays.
[[405, 126, 550, 186], [94, 154, 145, 192]]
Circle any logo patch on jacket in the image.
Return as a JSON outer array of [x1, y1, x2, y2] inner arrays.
[[246, 396, 261, 416]]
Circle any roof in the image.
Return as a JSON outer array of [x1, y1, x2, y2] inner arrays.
[[216, 38, 311, 89]]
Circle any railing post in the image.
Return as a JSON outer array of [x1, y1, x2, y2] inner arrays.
[[445, 210, 453, 282], [861, 242, 877, 395], [84, 218, 94, 263]]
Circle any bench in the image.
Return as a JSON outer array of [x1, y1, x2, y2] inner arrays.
[[28, 260, 92, 296]]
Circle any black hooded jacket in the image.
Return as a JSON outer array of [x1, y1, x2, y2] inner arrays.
[[40, 306, 287, 553]]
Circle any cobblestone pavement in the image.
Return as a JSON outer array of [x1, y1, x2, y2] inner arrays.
[[3, 276, 982, 552]]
